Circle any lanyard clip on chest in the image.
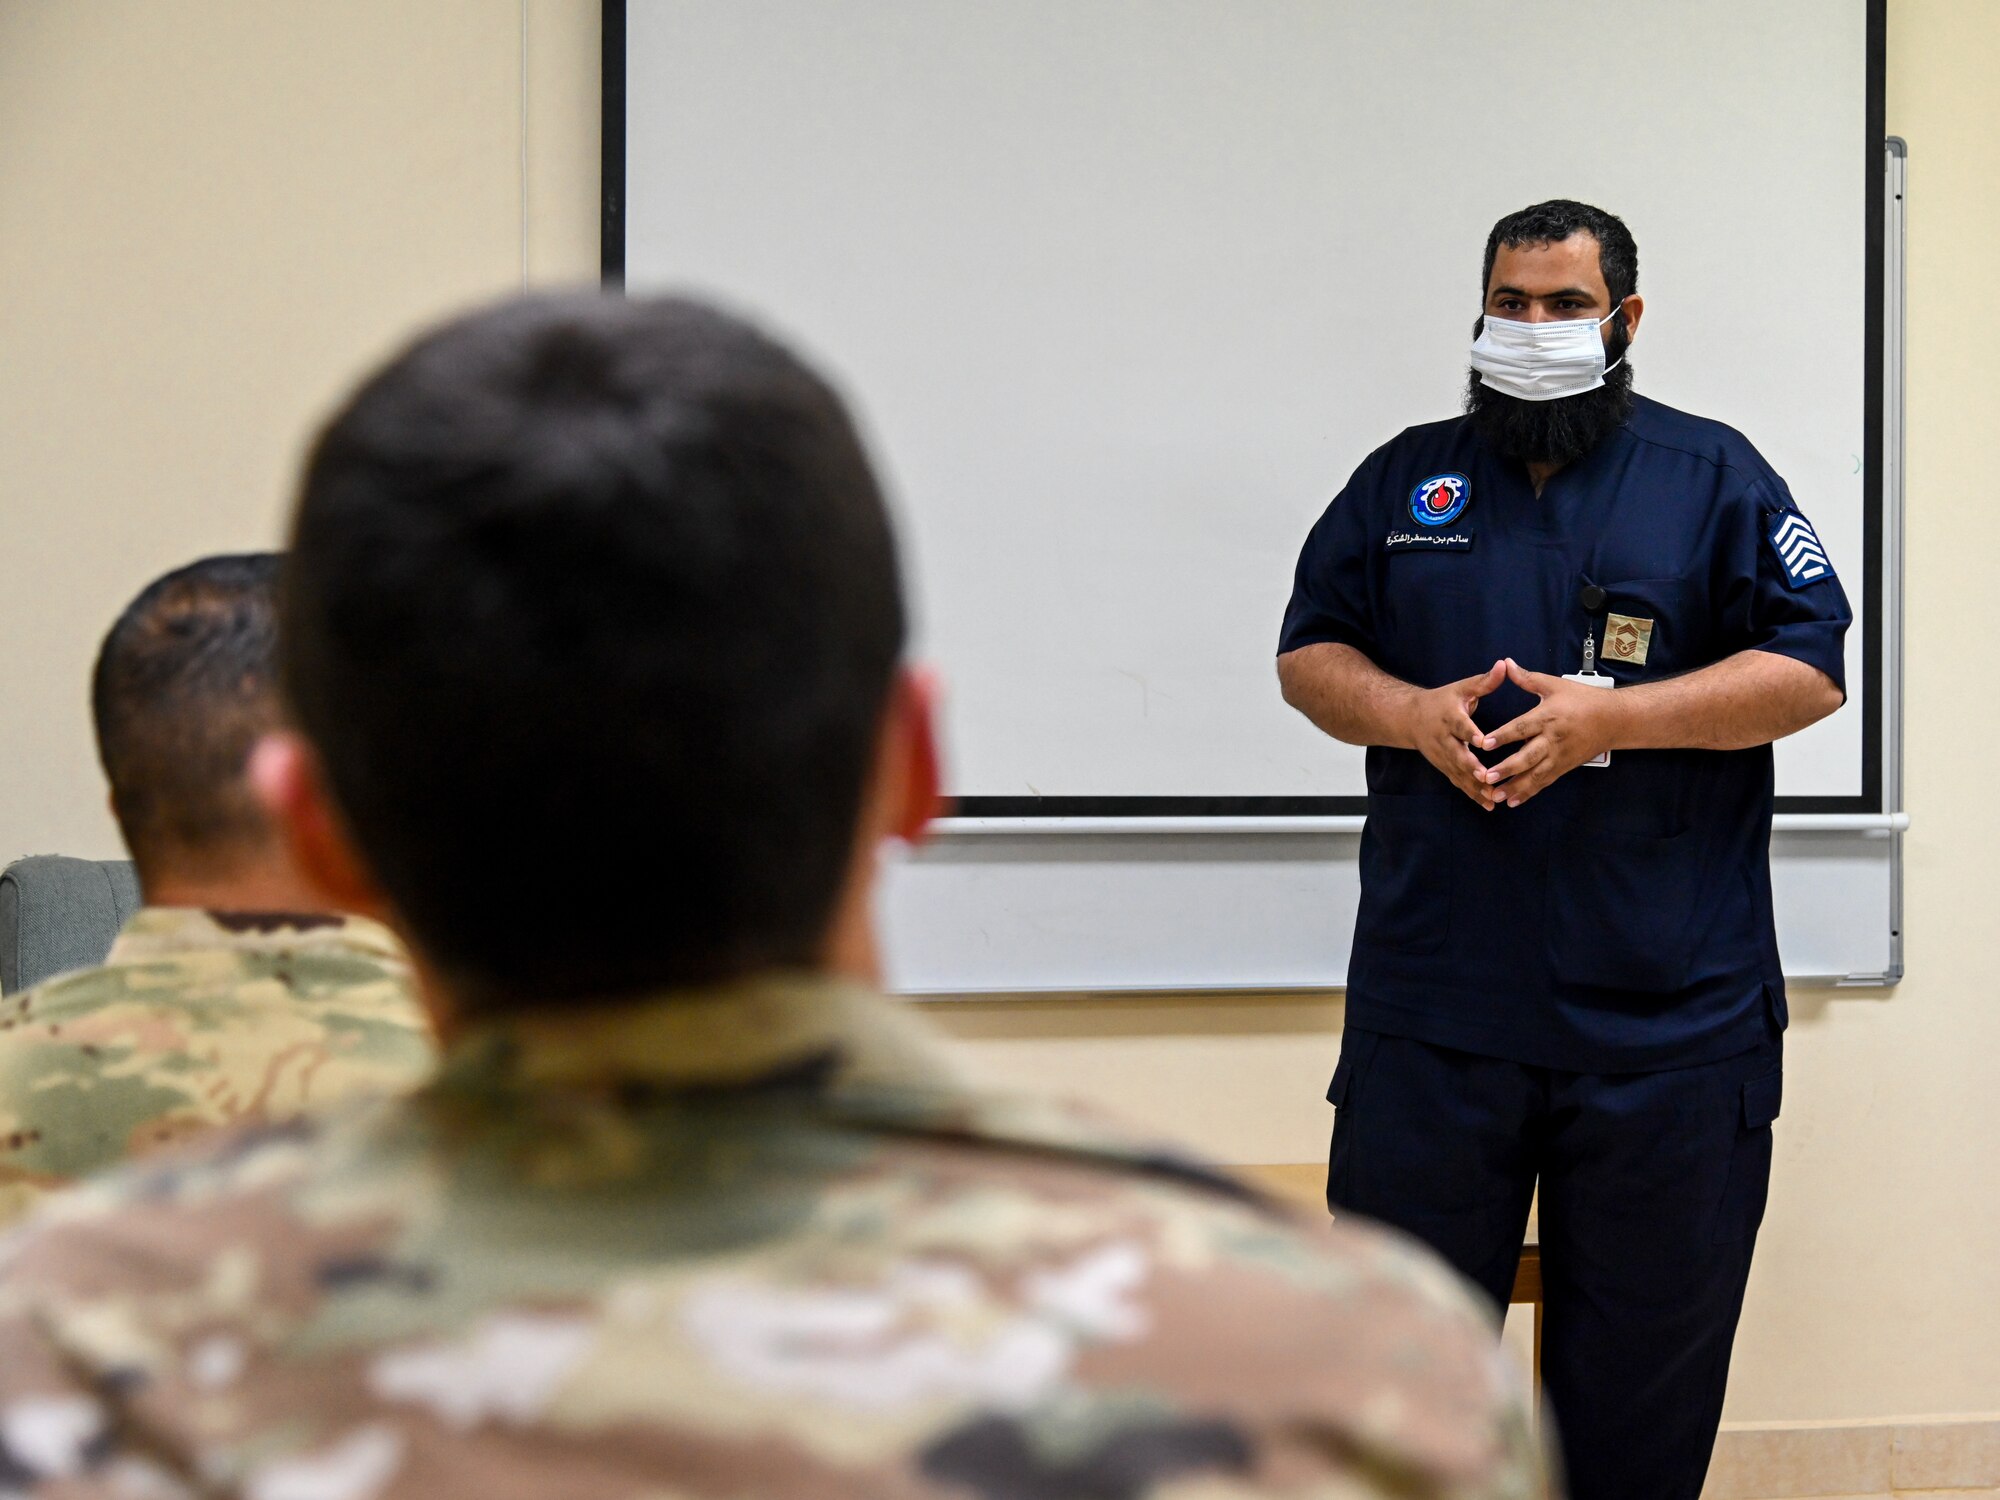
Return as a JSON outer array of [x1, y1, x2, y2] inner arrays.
[[1564, 601, 1614, 766]]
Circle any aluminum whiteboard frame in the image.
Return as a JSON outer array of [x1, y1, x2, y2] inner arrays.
[[603, 10, 1906, 993], [1880, 135, 1909, 985], [931, 814, 1907, 838]]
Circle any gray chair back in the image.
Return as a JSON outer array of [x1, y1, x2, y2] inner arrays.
[[0, 856, 142, 994]]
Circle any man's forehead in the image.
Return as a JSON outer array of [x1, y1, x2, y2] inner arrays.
[[1486, 233, 1608, 296]]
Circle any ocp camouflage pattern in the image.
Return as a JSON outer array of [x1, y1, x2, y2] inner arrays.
[[0, 976, 1549, 1498], [0, 906, 434, 1227]]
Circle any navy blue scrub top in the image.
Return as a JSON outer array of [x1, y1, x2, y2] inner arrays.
[[1280, 395, 1853, 1073]]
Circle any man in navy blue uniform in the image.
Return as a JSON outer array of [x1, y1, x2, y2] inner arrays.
[[1278, 200, 1851, 1500]]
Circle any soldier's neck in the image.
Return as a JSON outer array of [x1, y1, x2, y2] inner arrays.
[[1526, 458, 1564, 495], [141, 851, 334, 917], [819, 836, 888, 989], [415, 902, 887, 1053]]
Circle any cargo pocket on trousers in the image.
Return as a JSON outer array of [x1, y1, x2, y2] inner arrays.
[[1355, 795, 1453, 954], [1324, 1030, 1380, 1217], [1548, 825, 1703, 992], [1713, 1069, 1782, 1244]]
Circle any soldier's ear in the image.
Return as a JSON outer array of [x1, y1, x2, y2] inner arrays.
[[247, 732, 390, 922], [883, 666, 947, 846]]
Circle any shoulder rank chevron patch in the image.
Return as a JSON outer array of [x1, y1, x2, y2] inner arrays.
[[1768, 511, 1835, 589]]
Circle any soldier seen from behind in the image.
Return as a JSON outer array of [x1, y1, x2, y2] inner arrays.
[[0, 554, 434, 1226], [0, 297, 1549, 1499]]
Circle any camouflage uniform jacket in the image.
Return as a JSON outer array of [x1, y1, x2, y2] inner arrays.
[[0, 906, 433, 1228], [0, 975, 1547, 1499]]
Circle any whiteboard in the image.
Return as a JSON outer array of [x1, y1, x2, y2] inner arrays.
[[611, 1, 1898, 993], [616, 0, 1880, 812]]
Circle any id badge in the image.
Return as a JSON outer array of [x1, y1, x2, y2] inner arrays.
[[1562, 672, 1613, 766]]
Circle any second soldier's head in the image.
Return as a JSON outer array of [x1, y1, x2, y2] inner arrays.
[[93, 552, 291, 903]]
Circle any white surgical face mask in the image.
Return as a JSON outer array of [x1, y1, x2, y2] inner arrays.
[[1469, 306, 1624, 402]]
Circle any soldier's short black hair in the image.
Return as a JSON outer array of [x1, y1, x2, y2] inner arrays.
[[281, 292, 906, 1008], [92, 553, 286, 886], [1482, 199, 1640, 306]]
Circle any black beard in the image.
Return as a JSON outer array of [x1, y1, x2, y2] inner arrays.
[[1465, 329, 1635, 467]]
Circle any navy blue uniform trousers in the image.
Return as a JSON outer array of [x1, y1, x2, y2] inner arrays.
[[1327, 1025, 1783, 1500]]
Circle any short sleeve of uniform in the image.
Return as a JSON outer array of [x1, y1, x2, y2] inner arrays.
[[1719, 469, 1852, 699], [1280, 453, 1381, 658]]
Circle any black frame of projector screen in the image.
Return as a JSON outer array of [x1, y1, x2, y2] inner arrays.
[[600, 0, 1889, 819]]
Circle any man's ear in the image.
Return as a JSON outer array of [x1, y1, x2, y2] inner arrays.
[[883, 666, 948, 846], [246, 732, 389, 920], [1619, 293, 1645, 343]]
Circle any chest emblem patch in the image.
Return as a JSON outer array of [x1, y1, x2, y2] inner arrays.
[[1409, 472, 1470, 527], [1604, 613, 1654, 666], [1768, 511, 1834, 588]]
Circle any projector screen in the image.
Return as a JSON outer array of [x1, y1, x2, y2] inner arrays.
[[613, 0, 1882, 813]]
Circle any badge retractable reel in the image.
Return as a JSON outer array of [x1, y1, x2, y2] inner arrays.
[[1565, 583, 1612, 767]]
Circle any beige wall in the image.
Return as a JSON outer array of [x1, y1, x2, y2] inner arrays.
[[0, 0, 599, 864], [1, 0, 1993, 1429]]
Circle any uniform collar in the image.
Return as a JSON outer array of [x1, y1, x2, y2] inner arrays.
[[428, 975, 1267, 1212], [436, 972, 958, 1097], [105, 906, 406, 967]]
